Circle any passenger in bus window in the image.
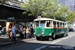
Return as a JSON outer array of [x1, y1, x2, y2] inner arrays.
[[49, 24, 51, 27], [46, 21, 50, 27]]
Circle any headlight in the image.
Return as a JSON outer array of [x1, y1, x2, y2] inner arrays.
[[42, 32, 44, 35]]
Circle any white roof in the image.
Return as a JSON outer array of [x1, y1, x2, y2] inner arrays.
[[34, 18, 66, 23]]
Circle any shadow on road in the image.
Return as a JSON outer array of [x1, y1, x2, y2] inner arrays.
[[0, 40, 74, 50], [0, 34, 74, 50]]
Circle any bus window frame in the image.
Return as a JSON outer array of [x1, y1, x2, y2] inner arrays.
[[60, 23, 62, 27], [64, 23, 67, 28], [34, 21, 39, 28], [34, 21, 46, 28], [45, 20, 52, 28], [57, 22, 60, 27], [53, 21, 57, 27], [40, 21, 46, 27]]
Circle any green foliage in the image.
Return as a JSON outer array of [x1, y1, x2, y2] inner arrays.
[[65, 11, 75, 23], [0, 0, 5, 5], [21, 0, 68, 21], [54, 6, 68, 20], [21, 0, 58, 16]]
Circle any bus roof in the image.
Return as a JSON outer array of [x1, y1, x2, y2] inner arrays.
[[34, 18, 66, 23]]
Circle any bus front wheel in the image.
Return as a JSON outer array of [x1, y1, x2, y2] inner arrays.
[[48, 37, 53, 41], [36, 37, 40, 40]]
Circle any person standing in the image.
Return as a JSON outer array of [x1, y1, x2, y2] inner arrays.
[[26, 26, 30, 39], [23, 26, 25, 38], [20, 26, 23, 39], [0, 25, 2, 35], [31, 27, 34, 37], [12, 25, 17, 41]]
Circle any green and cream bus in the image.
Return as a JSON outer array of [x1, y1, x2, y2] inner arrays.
[[34, 18, 68, 41]]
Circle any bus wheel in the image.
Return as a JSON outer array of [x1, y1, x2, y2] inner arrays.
[[36, 37, 40, 40], [53, 33, 56, 39], [48, 37, 53, 41], [63, 32, 68, 37], [40, 37, 43, 41], [48, 33, 55, 41]]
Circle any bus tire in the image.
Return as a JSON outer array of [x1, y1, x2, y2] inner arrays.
[[36, 37, 40, 40], [48, 37, 53, 41], [48, 33, 55, 41], [40, 37, 43, 41], [51, 33, 56, 39], [63, 32, 68, 37]]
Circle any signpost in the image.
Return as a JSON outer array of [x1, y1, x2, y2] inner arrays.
[[38, 16, 41, 19]]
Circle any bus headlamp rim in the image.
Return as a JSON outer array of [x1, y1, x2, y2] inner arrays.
[[42, 32, 44, 34], [34, 33, 36, 34]]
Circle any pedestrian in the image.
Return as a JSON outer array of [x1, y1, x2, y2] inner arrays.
[[20, 25, 23, 39], [23, 26, 26, 38], [26, 26, 30, 39], [12, 25, 17, 41], [31, 27, 34, 37], [0, 25, 2, 35], [9, 26, 13, 41]]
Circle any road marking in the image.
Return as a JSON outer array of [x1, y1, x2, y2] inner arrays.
[[35, 45, 48, 50], [51, 35, 75, 44]]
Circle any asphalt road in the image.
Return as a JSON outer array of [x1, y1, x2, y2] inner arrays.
[[0, 32, 75, 50]]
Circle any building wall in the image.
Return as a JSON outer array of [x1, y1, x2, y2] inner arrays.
[[59, 0, 65, 5], [0, 5, 35, 22], [4, 0, 23, 7], [59, 0, 75, 11]]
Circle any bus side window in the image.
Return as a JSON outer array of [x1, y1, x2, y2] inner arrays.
[[60, 23, 62, 27], [63, 23, 64, 27], [53, 21, 56, 27], [57, 22, 59, 27], [64, 23, 67, 28], [46, 21, 51, 27]]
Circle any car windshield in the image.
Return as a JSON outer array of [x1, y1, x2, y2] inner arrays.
[[40, 21, 45, 27]]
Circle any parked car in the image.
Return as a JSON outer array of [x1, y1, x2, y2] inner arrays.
[[0, 27, 6, 35], [69, 28, 74, 32]]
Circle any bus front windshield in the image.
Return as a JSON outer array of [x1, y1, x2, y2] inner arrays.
[[35, 21, 45, 27]]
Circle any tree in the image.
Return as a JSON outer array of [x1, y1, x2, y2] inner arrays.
[[65, 11, 75, 23], [21, 0, 68, 21], [21, 0, 59, 18], [0, 0, 5, 5], [54, 6, 68, 21]]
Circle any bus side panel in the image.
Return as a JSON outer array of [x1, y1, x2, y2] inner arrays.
[[44, 28, 53, 36], [63, 28, 67, 32], [54, 28, 58, 35], [58, 28, 62, 34]]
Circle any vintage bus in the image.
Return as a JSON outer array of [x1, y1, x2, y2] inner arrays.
[[34, 18, 68, 41]]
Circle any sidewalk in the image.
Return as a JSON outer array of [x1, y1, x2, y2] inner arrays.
[[0, 34, 22, 47]]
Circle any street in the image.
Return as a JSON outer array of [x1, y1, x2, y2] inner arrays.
[[0, 0, 75, 50], [0, 32, 75, 50]]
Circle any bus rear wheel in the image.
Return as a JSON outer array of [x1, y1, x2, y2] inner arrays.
[[63, 32, 68, 37], [48, 33, 55, 41]]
